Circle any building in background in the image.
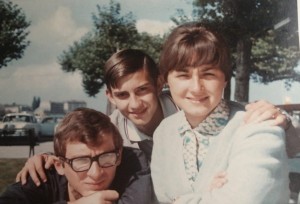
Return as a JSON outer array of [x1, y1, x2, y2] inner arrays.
[[64, 100, 87, 112], [33, 100, 87, 119], [2, 104, 32, 114]]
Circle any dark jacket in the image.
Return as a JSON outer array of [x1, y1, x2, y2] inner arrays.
[[0, 147, 153, 204]]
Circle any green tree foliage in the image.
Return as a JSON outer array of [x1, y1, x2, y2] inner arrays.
[[58, 0, 163, 96], [31, 96, 40, 111], [135, 32, 164, 62], [174, 0, 300, 102], [0, 1, 30, 68]]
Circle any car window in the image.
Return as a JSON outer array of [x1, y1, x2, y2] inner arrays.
[[42, 117, 55, 123], [4, 116, 18, 122], [3, 116, 11, 122], [3, 115, 36, 123], [20, 116, 30, 122], [56, 118, 63, 123], [41, 116, 64, 123]]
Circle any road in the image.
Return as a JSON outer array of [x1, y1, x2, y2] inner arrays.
[[0, 141, 53, 158]]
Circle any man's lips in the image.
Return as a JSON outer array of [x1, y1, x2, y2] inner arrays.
[[85, 180, 105, 189], [129, 108, 147, 116]]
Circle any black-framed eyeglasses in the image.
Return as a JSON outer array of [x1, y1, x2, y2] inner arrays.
[[60, 149, 120, 172]]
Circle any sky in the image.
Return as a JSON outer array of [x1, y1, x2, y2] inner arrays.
[[1, 0, 300, 114]]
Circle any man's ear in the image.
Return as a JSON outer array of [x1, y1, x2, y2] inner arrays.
[[54, 157, 65, 176], [116, 148, 123, 166], [106, 89, 116, 106], [224, 81, 228, 88]]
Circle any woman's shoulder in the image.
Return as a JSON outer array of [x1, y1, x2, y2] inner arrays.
[[161, 110, 184, 124], [153, 111, 184, 141], [156, 111, 184, 132]]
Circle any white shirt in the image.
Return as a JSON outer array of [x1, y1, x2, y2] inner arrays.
[[109, 91, 179, 149]]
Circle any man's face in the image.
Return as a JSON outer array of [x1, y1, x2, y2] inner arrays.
[[106, 69, 161, 131], [55, 133, 120, 198]]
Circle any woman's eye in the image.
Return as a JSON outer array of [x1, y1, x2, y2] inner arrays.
[[176, 73, 189, 78], [203, 72, 216, 77], [138, 87, 148, 92]]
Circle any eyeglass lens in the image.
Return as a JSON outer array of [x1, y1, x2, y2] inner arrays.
[[71, 152, 118, 172]]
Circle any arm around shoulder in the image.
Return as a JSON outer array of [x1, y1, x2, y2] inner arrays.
[[285, 124, 300, 158]]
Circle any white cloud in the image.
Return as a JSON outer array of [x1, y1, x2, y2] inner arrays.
[[30, 6, 88, 45], [2, 0, 299, 113], [136, 19, 175, 36]]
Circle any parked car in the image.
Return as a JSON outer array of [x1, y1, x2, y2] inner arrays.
[[39, 115, 64, 137], [0, 112, 41, 137]]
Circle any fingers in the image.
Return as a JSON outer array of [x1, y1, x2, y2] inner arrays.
[[244, 100, 278, 124], [75, 190, 119, 204], [44, 154, 56, 169], [245, 100, 291, 129], [209, 171, 228, 191], [99, 190, 119, 201], [19, 154, 48, 186], [16, 166, 26, 183], [271, 112, 287, 127], [215, 171, 227, 178]]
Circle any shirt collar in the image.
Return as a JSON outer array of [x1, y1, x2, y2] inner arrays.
[[178, 99, 230, 137], [125, 92, 179, 142]]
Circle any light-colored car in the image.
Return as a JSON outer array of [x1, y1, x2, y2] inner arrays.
[[0, 112, 41, 137], [39, 115, 64, 137]]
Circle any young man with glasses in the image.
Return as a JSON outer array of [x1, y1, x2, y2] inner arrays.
[[0, 108, 153, 204]]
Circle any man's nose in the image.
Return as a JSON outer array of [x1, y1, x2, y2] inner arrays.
[[87, 161, 103, 179], [128, 95, 142, 109]]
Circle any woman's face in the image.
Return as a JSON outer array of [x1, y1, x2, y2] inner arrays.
[[167, 65, 227, 128]]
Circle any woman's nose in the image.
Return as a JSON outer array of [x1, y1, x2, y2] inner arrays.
[[190, 77, 203, 92]]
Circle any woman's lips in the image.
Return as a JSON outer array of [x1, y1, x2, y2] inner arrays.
[[187, 96, 208, 103]]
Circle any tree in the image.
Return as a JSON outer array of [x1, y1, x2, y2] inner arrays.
[[174, 0, 300, 102], [32, 96, 40, 111], [0, 1, 30, 68], [58, 0, 163, 96]]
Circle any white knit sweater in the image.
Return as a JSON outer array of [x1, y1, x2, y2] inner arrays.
[[151, 106, 289, 204]]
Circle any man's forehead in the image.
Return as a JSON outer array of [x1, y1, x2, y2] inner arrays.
[[179, 64, 217, 71], [65, 136, 114, 157], [111, 81, 152, 92], [65, 142, 92, 157], [112, 75, 155, 91]]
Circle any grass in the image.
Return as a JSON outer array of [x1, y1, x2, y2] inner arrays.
[[0, 158, 27, 194]]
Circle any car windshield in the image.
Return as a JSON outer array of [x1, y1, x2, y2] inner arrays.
[[3, 115, 31, 123]]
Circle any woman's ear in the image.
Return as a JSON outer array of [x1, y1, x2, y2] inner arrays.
[[54, 157, 65, 176], [106, 89, 116, 106]]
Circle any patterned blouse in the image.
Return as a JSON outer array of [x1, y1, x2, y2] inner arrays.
[[178, 99, 230, 184]]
